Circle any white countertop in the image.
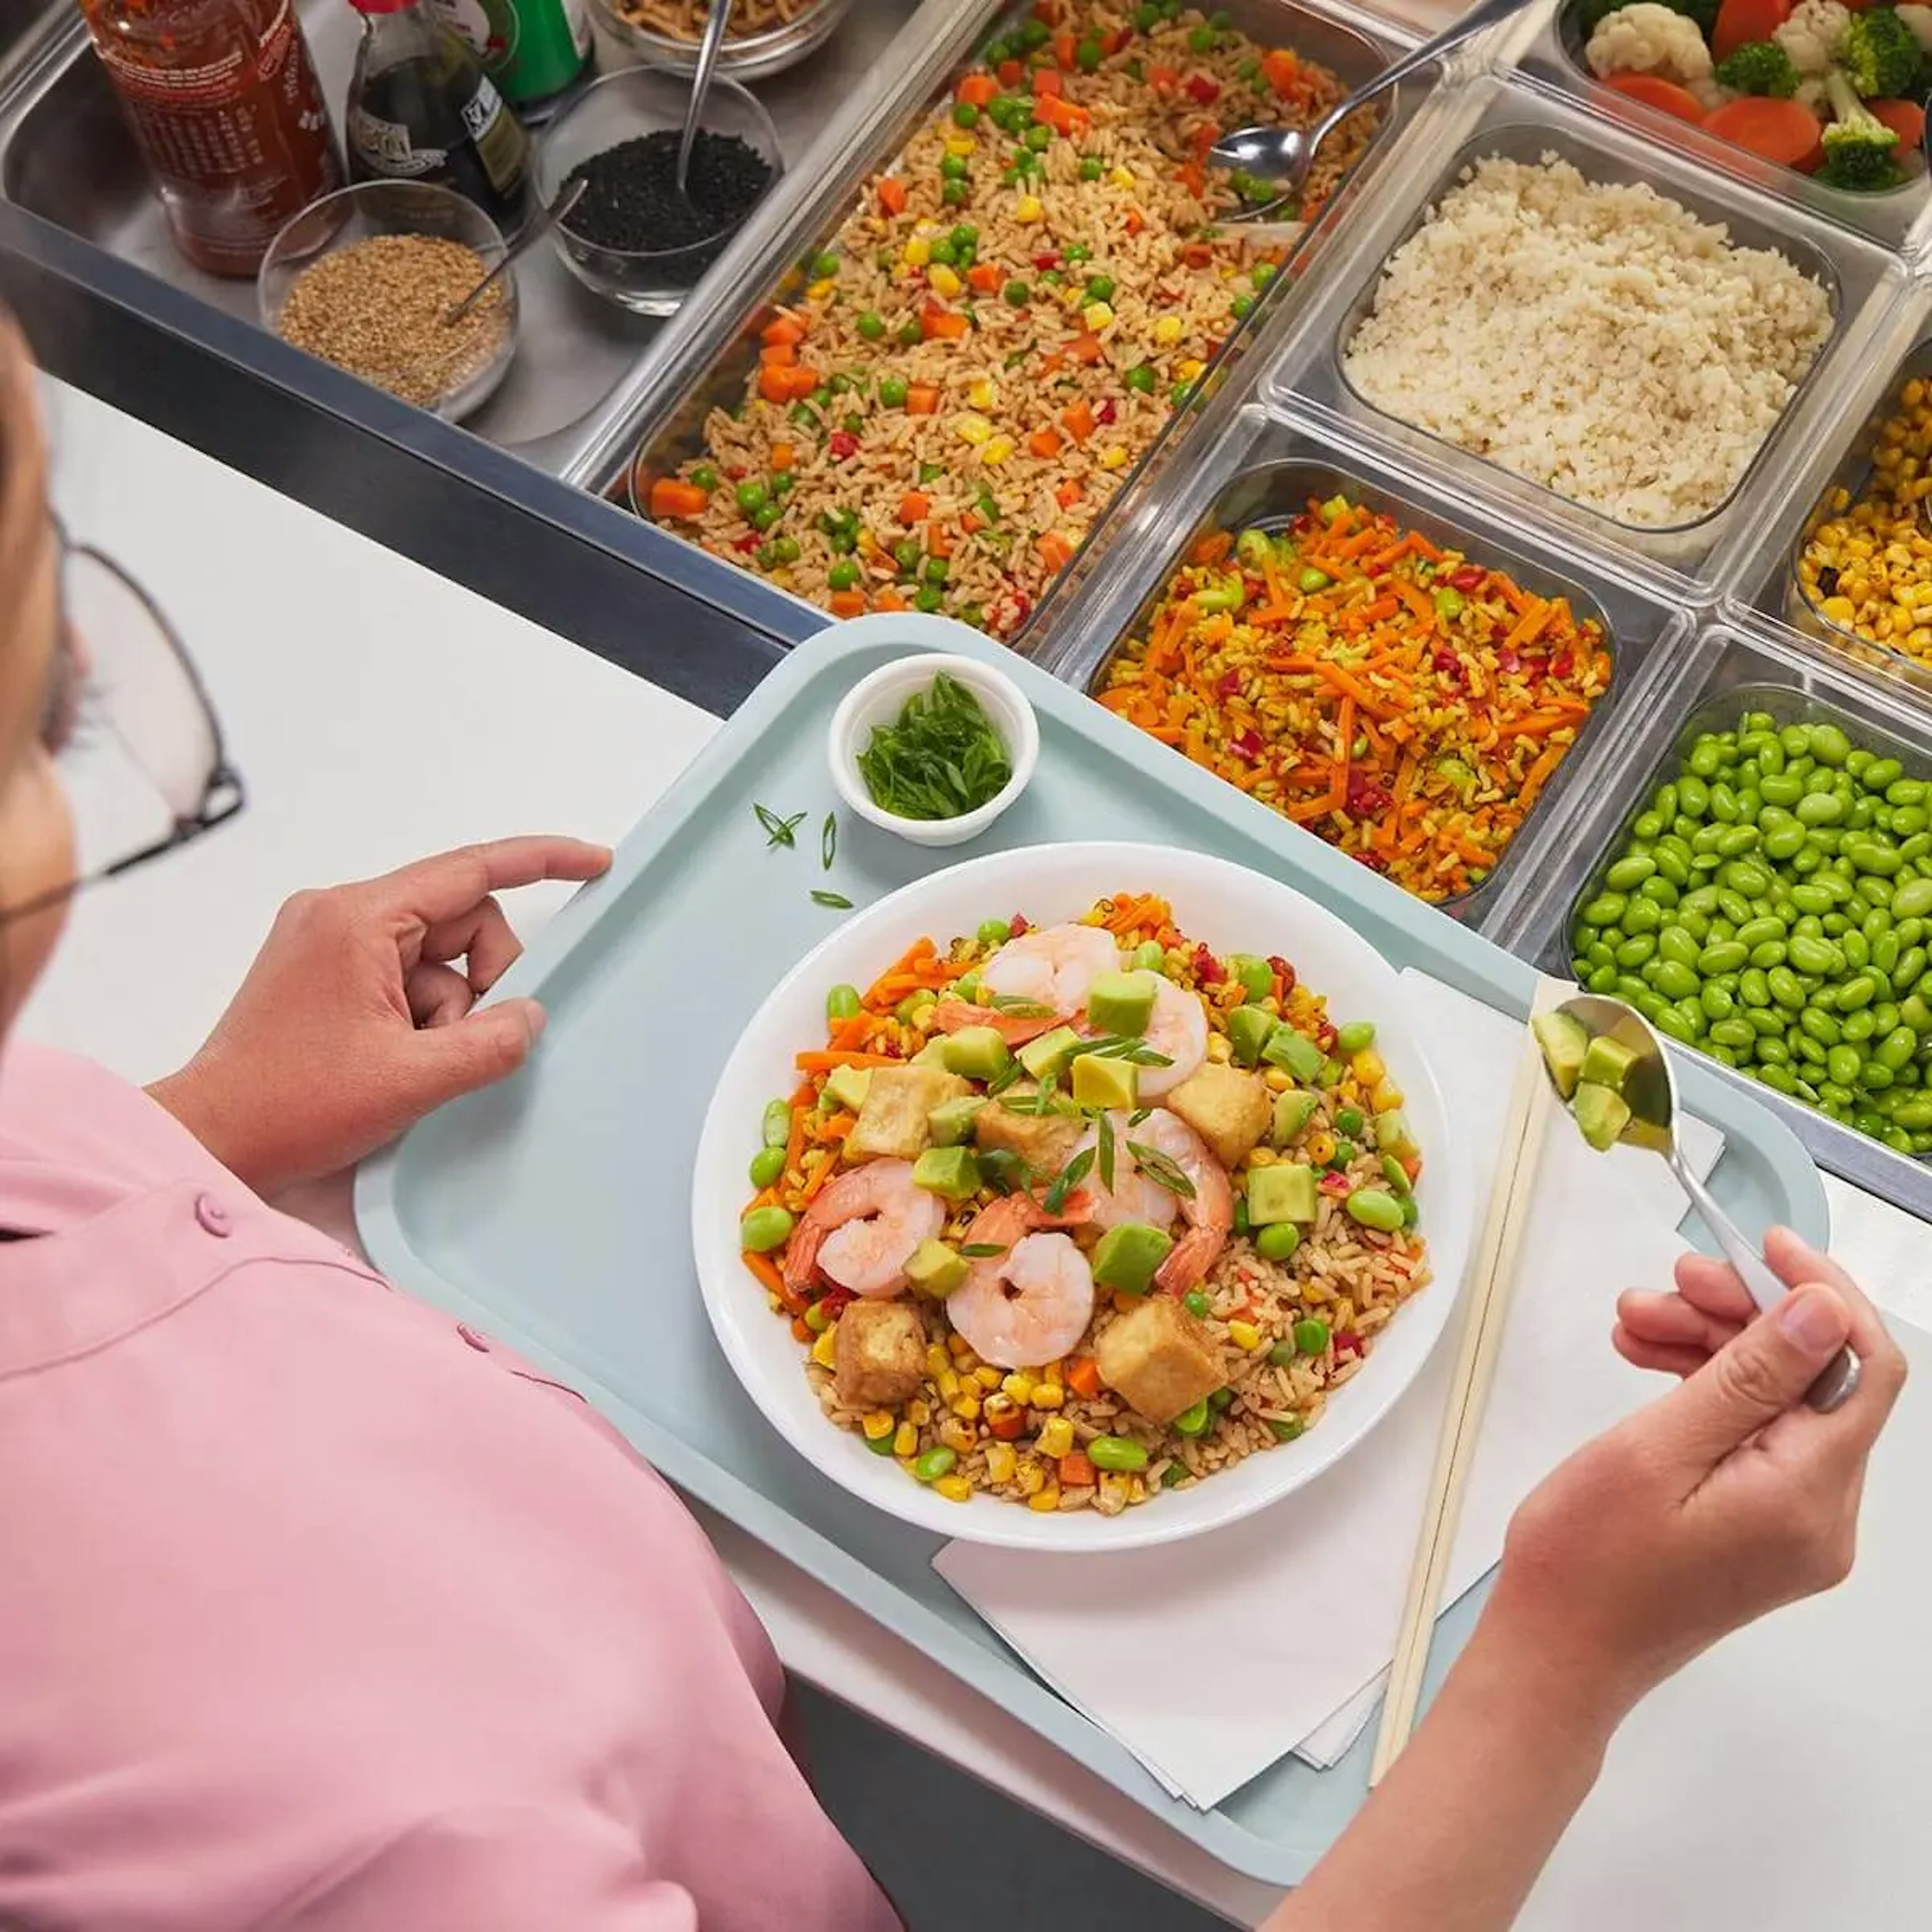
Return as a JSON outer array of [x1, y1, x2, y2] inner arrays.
[[25, 377, 1932, 1928]]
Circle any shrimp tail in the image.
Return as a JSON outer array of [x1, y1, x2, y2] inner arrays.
[[782, 1222, 825, 1294], [929, 998, 1063, 1045], [1155, 1224, 1227, 1296]]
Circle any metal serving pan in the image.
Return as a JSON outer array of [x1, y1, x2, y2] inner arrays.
[[1496, 613, 1932, 1222], [1513, 0, 1931, 251], [1040, 404, 1692, 929], [599, 0, 1427, 638], [1258, 75, 1901, 589]]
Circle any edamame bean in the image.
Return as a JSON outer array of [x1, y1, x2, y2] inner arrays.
[[1336, 1020, 1377, 1055], [1841, 1007, 1878, 1043], [1605, 855, 1655, 891], [1654, 1007, 1696, 1043], [1631, 811, 1665, 842], [1758, 1063, 1799, 1093], [914, 1446, 958, 1482], [1889, 778, 1928, 807], [1828, 1045, 1864, 1088], [1710, 783, 1740, 824], [827, 983, 863, 1022], [1678, 774, 1709, 816], [1800, 1006, 1842, 1047], [1797, 792, 1845, 826], [1789, 934, 1843, 977], [1623, 899, 1662, 934], [1698, 940, 1748, 976], [1652, 959, 1699, 1001], [1709, 1017, 1756, 1051], [1842, 930, 1871, 972], [1088, 1436, 1149, 1473], [749, 1145, 786, 1189], [1345, 1188, 1405, 1231], [1617, 934, 1658, 967], [1580, 895, 1625, 927], [1892, 877, 1932, 922], [1702, 982, 1736, 1021], [1877, 1025, 1919, 1071], [1759, 772, 1804, 808], [762, 1098, 793, 1147], [740, 1205, 795, 1253], [1640, 876, 1681, 908], [1653, 845, 1691, 886], [1839, 974, 1878, 1009], [1769, 966, 1806, 1010], [1865, 757, 1904, 792], [1587, 964, 1619, 993]]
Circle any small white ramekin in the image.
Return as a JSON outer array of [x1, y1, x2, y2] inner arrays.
[[826, 620, 1039, 849]]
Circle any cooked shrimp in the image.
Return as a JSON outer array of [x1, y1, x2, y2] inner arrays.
[[783, 1159, 945, 1299], [1128, 1109, 1234, 1294], [946, 1191, 1096, 1369], [1134, 975, 1209, 1098], [928, 997, 1059, 1046], [1070, 1113, 1181, 1234], [980, 922, 1121, 1019]]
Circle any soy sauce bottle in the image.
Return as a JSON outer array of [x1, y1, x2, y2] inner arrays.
[[344, 0, 529, 232]]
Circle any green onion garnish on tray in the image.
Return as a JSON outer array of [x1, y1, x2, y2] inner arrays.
[[857, 673, 1011, 821]]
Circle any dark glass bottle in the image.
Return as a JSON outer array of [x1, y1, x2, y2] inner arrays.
[[344, 0, 529, 231]]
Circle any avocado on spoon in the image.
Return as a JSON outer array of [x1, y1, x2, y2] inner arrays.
[[1533, 993, 1860, 1413]]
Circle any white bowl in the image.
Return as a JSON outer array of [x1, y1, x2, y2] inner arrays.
[[691, 841, 1474, 1552], [826, 620, 1039, 849]]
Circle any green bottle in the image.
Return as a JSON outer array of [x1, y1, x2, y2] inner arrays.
[[430, 0, 591, 109]]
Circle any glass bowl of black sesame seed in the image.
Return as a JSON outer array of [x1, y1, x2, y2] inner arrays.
[[535, 64, 783, 316]]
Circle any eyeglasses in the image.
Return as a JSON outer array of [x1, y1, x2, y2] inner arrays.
[[5, 530, 244, 923]]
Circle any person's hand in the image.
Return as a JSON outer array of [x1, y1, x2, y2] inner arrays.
[[1486, 1229, 1906, 1728], [149, 836, 611, 1195]]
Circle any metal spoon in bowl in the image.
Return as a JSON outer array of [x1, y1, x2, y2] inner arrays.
[[445, 179, 588, 325], [1210, 0, 1532, 222], [676, 0, 736, 201], [1535, 992, 1861, 1413]]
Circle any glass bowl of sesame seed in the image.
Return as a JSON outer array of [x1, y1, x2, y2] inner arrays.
[[535, 65, 783, 316], [258, 181, 520, 421]]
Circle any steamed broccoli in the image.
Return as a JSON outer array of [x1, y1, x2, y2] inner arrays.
[[1714, 37, 1801, 94], [1839, 6, 1922, 96], [1819, 68, 1905, 187]]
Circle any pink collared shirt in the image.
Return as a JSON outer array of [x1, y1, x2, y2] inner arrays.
[[0, 1044, 898, 1931]]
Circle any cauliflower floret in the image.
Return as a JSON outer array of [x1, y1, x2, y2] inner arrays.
[[1586, 2, 1716, 87], [1898, 2, 1932, 53], [1773, 0, 1852, 77], [1691, 74, 1735, 109], [1796, 72, 1831, 110]]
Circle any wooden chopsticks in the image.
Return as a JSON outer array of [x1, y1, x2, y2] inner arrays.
[[1368, 975, 1564, 1785]]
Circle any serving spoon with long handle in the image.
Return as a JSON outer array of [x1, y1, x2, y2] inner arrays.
[[1211, 0, 1533, 221], [677, 0, 736, 201], [445, 179, 587, 326]]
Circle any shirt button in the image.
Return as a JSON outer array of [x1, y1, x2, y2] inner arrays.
[[456, 1324, 490, 1352], [194, 1193, 232, 1238]]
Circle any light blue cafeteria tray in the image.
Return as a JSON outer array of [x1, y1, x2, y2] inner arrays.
[[356, 624, 1826, 1887]]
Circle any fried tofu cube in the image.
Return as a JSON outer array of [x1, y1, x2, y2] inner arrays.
[[1094, 1297, 1222, 1425], [1165, 1063, 1272, 1169], [846, 1064, 971, 1162], [834, 1299, 927, 1409], [973, 1090, 1086, 1177]]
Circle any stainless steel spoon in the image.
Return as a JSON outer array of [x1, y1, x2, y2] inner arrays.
[[445, 179, 587, 325], [1536, 993, 1861, 1413], [676, 0, 736, 201], [1210, 0, 1532, 221]]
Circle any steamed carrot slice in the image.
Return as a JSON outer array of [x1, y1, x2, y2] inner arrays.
[[1870, 98, 1927, 148], [1711, 0, 1792, 59], [1601, 71, 1708, 122], [1702, 94, 1824, 170]]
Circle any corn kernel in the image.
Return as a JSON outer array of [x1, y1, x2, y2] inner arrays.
[[1038, 1416, 1076, 1458], [808, 277, 835, 300], [1107, 165, 1135, 189], [1028, 1486, 1063, 1512], [1353, 1048, 1386, 1087], [1083, 300, 1115, 331], [950, 1395, 982, 1422], [861, 1410, 896, 1441], [1264, 1066, 1292, 1092], [945, 133, 976, 155], [904, 237, 931, 267], [1307, 1130, 1336, 1165], [893, 1420, 918, 1457], [1248, 1146, 1275, 1167], [906, 1398, 932, 1425], [1099, 1472, 1133, 1505], [934, 1473, 976, 1503], [986, 1442, 1018, 1485], [1153, 314, 1183, 346], [1002, 1372, 1036, 1405], [1014, 194, 1044, 222], [1128, 1476, 1148, 1503], [973, 1364, 1003, 1390], [811, 1326, 839, 1368], [937, 1367, 961, 1399], [968, 377, 997, 410], [1229, 1319, 1264, 1352], [1177, 358, 1205, 383], [926, 1342, 951, 1380], [953, 412, 992, 445], [1100, 445, 1129, 469], [1372, 1080, 1405, 1114], [1207, 1033, 1233, 1064], [1031, 1382, 1065, 1410], [1016, 1456, 1046, 1496], [948, 1332, 976, 1359], [940, 1416, 978, 1453], [928, 264, 963, 300], [1822, 595, 1857, 625], [982, 436, 1014, 464]]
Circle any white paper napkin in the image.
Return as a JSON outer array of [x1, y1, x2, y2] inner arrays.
[[935, 973, 1723, 1808]]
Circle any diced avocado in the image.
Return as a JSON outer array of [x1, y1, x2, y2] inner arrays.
[[1088, 969, 1158, 1037], [905, 1238, 970, 1299], [1091, 1221, 1174, 1297], [823, 1064, 873, 1113], [912, 1145, 983, 1201], [913, 1037, 954, 1068], [1018, 1024, 1083, 1081], [1272, 1088, 1319, 1147], [1247, 1161, 1319, 1227], [928, 1095, 987, 1148], [1227, 1003, 1279, 1068], [1071, 1053, 1138, 1111], [1571, 1081, 1632, 1154], [1579, 1033, 1639, 1097], [1533, 1011, 1590, 1101], [942, 1025, 1014, 1082], [1262, 1026, 1327, 1083], [1373, 1107, 1418, 1160]]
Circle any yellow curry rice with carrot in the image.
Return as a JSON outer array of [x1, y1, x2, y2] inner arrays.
[[737, 895, 1430, 1515], [642, 1, 1374, 641], [1095, 497, 1614, 903]]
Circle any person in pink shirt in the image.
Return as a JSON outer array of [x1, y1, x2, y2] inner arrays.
[[0, 309, 1907, 1932]]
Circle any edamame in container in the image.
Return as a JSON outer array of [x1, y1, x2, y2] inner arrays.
[[1567, 701, 1932, 1160]]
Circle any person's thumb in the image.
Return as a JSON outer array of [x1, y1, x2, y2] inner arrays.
[[403, 996, 546, 1112], [1655, 1284, 1853, 1470]]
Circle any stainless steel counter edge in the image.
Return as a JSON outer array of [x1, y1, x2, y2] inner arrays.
[[0, 206, 831, 718]]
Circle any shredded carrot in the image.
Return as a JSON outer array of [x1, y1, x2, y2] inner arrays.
[[1067, 1356, 1103, 1399], [794, 1050, 901, 1072]]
